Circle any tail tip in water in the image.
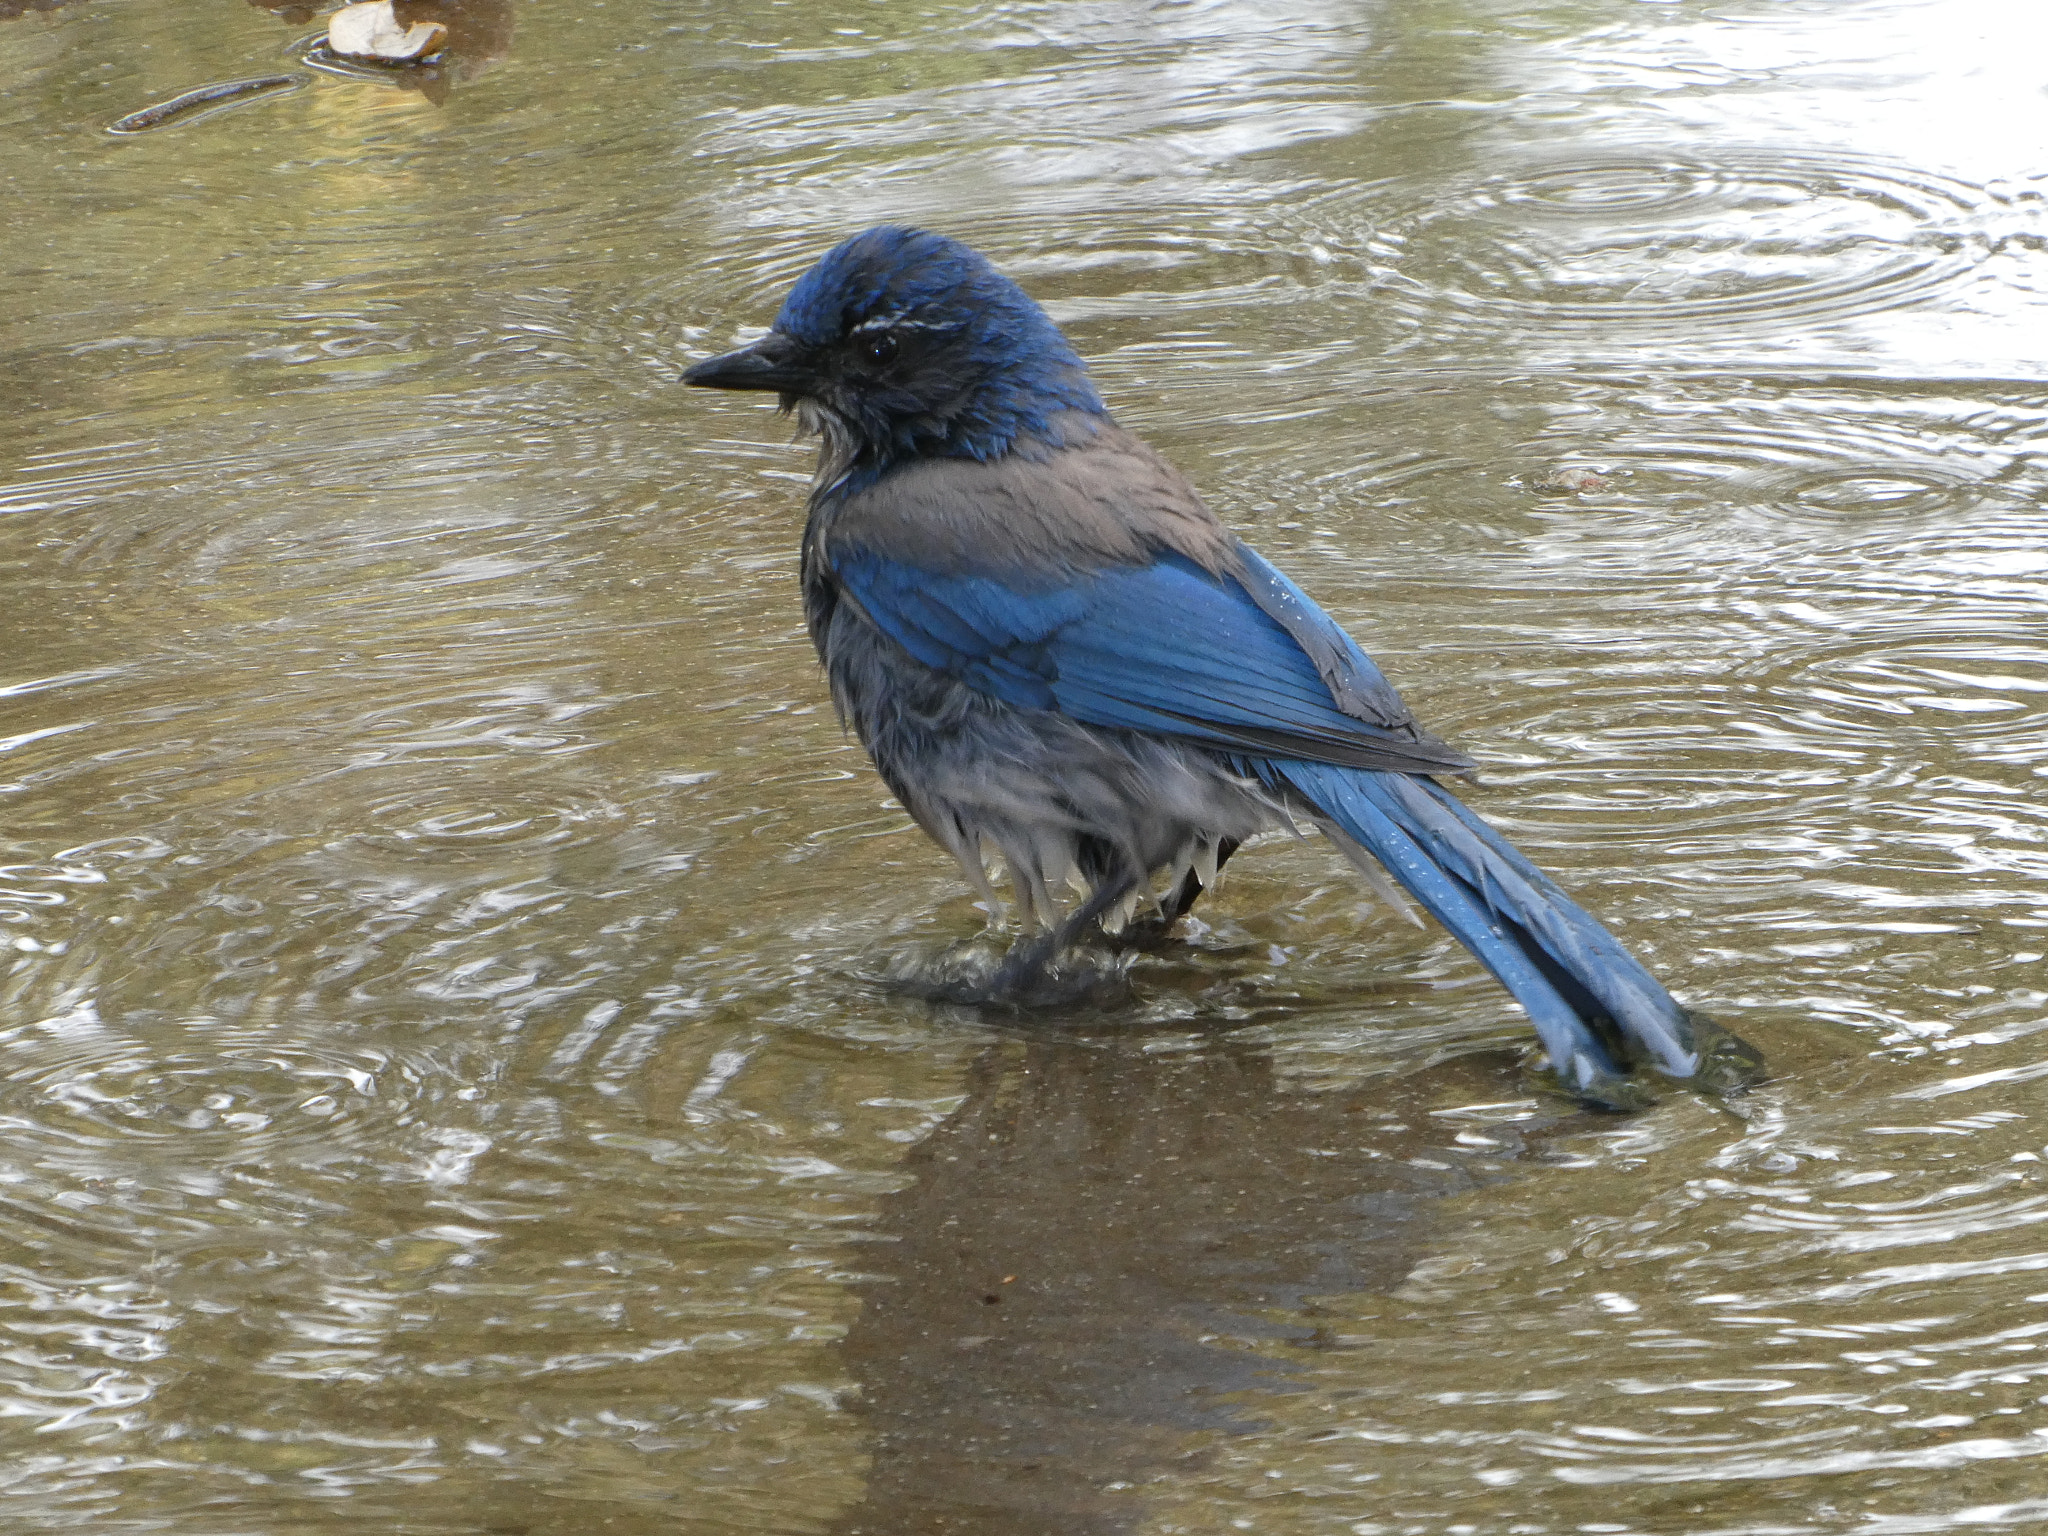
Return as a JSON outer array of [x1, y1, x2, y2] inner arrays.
[[1679, 1009, 1768, 1097], [1557, 1009, 1765, 1112]]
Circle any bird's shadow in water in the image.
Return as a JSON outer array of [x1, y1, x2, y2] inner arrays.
[[826, 1034, 1587, 1536]]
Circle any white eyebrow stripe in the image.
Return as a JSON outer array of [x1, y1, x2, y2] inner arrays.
[[849, 315, 953, 335]]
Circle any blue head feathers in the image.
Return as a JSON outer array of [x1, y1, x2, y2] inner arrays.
[[683, 226, 1107, 480]]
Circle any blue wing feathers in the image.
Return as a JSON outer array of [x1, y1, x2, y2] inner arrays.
[[833, 548, 1460, 772], [838, 555, 1077, 708], [1230, 547, 1417, 726]]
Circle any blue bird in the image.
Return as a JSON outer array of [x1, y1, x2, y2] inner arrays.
[[684, 226, 1759, 1107]]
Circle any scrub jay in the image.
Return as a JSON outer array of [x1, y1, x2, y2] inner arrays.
[[684, 226, 1758, 1107]]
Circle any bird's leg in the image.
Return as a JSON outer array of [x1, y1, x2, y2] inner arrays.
[[989, 871, 1142, 997]]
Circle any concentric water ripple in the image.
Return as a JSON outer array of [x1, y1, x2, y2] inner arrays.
[[1533, 384, 2039, 534], [0, 1007, 434, 1183], [347, 784, 624, 859], [1360, 151, 2003, 339]]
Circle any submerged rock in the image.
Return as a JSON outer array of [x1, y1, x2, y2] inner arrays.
[[1533, 466, 1612, 494], [300, 0, 512, 102], [326, 0, 447, 63]]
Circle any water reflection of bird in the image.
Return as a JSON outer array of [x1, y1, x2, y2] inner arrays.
[[683, 226, 1761, 1108], [828, 1039, 1539, 1535]]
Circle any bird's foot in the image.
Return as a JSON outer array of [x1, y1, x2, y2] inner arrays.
[[1099, 910, 1189, 952]]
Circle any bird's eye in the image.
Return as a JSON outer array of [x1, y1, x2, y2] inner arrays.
[[860, 332, 898, 368]]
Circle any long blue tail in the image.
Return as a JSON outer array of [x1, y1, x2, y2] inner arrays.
[[1270, 761, 1749, 1106]]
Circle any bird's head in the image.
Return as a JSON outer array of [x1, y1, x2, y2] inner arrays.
[[683, 226, 1107, 487]]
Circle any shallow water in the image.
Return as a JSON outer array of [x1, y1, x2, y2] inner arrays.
[[2, 0, 2046, 1531]]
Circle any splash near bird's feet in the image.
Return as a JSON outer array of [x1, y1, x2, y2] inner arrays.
[[874, 935, 1136, 1010]]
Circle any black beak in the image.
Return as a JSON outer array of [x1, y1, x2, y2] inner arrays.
[[681, 332, 812, 393]]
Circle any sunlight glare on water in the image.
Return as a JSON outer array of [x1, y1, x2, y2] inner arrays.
[[1, 0, 2046, 1532]]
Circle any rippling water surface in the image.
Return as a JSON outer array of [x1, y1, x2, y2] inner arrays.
[[2, 0, 2046, 1531]]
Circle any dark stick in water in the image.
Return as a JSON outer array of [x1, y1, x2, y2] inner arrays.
[[107, 75, 303, 136]]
